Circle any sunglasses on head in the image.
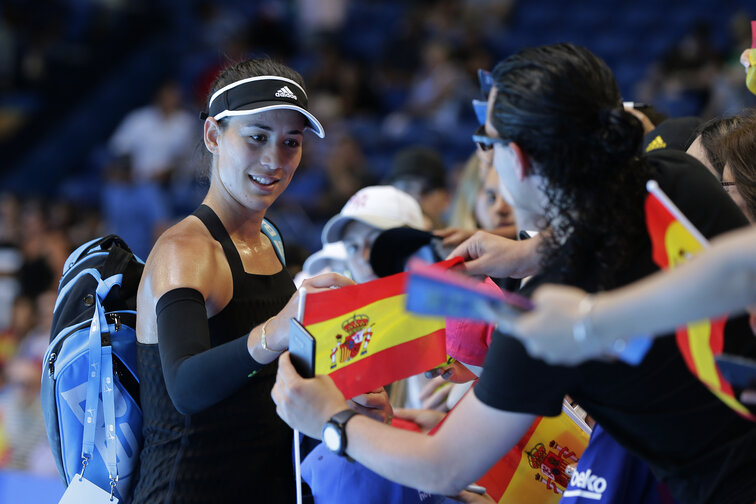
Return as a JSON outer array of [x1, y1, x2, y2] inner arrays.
[[472, 125, 509, 151]]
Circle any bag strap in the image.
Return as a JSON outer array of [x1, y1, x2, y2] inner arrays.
[[262, 218, 286, 267], [80, 272, 122, 495]]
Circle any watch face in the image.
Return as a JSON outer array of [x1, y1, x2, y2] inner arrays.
[[323, 423, 342, 453]]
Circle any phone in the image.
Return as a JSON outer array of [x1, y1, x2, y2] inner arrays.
[[289, 318, 315, 378], [405, 259, 533, 323], [715, 353, 756, 389]]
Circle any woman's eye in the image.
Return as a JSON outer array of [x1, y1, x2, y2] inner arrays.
[[250, 134, 267, 142], [284, 138, 301, 148]]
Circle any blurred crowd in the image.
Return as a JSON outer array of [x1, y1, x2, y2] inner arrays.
[[0, 0, 755, 482]]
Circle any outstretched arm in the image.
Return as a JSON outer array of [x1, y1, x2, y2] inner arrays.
[[511, 226, 756, 364], [272, 352, 534, 495]]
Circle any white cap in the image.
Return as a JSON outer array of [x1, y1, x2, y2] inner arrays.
[[321, 186, 426, 244]]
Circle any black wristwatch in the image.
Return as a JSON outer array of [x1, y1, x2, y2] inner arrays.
[[322, 409, 359, 459]]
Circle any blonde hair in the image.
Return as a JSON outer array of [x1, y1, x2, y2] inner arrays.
[[447, 154, 486, 230]]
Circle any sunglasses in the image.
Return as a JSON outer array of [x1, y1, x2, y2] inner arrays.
[[472, 126, 510, 151]]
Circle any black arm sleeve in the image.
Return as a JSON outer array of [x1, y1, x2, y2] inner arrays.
[[156, 288, 264, 415]]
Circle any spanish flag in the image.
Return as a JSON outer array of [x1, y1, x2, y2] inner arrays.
[[479, 409, 590, 503], [300, 260, 460, 399], [645, 180, 756, 421], [428, 397, 590, 503]]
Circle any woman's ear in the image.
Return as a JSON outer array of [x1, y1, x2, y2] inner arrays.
[[204, 118, 221, 154], [509, 142, 531, 181]]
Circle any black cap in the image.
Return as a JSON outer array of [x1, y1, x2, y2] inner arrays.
[[369, 227, 438, 278], [643, 116, 702, 153]]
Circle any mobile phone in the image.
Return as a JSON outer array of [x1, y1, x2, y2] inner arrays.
[[405, 259, 533, 323], [715, 353, 756, 389], [289, 318, 315, 378]]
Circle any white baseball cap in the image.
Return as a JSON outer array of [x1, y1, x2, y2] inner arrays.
[[322, 186, 426, 244]]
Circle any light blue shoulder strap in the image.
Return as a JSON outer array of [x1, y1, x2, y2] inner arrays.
[[261, 218, 286, 267]]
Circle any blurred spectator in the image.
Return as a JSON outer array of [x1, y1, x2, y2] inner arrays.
[[194, 0, 246, 51], [100, 154, 172, 261], [305, 39, 381, 118], [16, 201, 55, 298], [386, 146, 451, 229], [296, 0, 347, 44], [637, 22, 721, 117], [16, 289, 56, 363], [248, 1, 297, 60], [314, 135, 376, 221], [0, 193, 22, 245], [108, 79, 197, 185], [0, 356, 55, 475], [103, 79, 199, 258], [0, 295, 34, 388], [703, 12, 756, 117], [714, 110, 756, 222], [383, 38, 475, 135], [0, 244, 22, 330], [686, 114, 748, 179], [474, 160, 517, 237]]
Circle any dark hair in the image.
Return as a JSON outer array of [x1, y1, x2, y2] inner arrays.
[[491, 43, 652, 288], [717, 110, 756, 221], [387, 147, 447, 195], [695, 114, 748, 178], [199, 58, 307, 179]]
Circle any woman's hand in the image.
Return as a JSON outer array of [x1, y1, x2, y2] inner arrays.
[[448, 231, 541, 279], [434, 228, 477, 248], [425, 360, 478, 384], [348, 387, 393, 424], [417, 375, 453, 411], [392, 407, 446, 434], [260, 273, 356, 353], [272, 352, 349, 439], [511, 284, 609, 365]]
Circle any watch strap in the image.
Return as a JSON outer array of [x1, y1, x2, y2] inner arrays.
[[330, 408, 359, 428]]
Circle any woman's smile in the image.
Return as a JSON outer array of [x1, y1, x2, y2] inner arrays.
[[248, 173, 280, 190]]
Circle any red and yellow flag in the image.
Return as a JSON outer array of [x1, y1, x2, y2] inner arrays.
[[301, 260, 460, 399], [645, 181, 755, 421], [478, 409, 590, 503], [426, 396, 589, 503]]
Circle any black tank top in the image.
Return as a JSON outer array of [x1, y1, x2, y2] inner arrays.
[[132, 205, 297, 503]]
